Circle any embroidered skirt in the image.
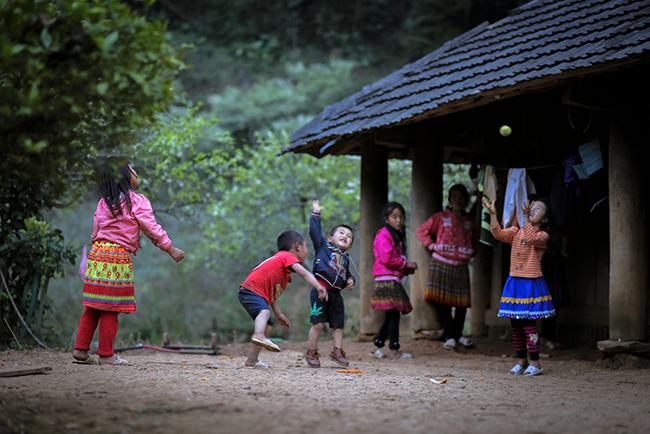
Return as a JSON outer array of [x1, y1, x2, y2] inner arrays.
[[424, 257, 471, 307], [82, 241, 136, 313], [497, 276, 556, 319], [371, 280, 413, 314]]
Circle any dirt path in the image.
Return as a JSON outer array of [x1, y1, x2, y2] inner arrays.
[[1, 337, 649, 434]]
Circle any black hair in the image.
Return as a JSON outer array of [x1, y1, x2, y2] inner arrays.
[[329, 224, 355, 245], [98, 156, 136, 218], [277, 230, 306, 251], [532, 197, 553, 232], [380, 201, 407, 250], [530, 197, 555, 256], [448, 183, 470, 204]]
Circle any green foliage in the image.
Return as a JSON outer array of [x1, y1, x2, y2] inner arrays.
[[0, 0, 184, 205], [206, 60, 360, 139], [133, 105, 231, 213], [0, 218, 75, 281], [0, 217, 75, 345]]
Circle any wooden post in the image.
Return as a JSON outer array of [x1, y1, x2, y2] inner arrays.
[[408, 140, 442, 334], [359, 141, 388, 337], [470, 242, 491, 336], [608, 113, 648, 341]]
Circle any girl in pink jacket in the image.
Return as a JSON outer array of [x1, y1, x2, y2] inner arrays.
[[369, 202, 417, 360], [72, 157, 184, 366]]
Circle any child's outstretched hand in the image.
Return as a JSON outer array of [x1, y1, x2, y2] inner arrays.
[[167, 247, 185, 262], [277, 313, 291, 329], [346, 278, 355, 291], [521, 200, 532, 217], [312, 200, 322, 214], [481, 197, 496, 215]]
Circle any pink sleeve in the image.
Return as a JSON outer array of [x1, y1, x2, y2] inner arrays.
[[374, 229, 406, 271], [131, 193, 172, 251]]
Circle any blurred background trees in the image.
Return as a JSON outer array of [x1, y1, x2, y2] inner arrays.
[[1, 0, 525, 348]]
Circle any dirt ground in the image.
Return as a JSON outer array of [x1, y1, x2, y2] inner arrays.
[[1, 336, 650, 434]]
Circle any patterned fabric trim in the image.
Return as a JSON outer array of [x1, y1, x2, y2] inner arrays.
[[500, 294, 553, 304], [82, 241, 136, 313]]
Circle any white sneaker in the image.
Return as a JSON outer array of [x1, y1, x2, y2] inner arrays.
[[443, 338, 457, 350], [458, 336, 474, 347], [369, 349, 386, 359]]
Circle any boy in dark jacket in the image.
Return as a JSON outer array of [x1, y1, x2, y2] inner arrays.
[[305, 200, 355, 368]]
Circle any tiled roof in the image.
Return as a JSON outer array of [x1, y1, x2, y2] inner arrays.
[[286, 0, 650, 155]]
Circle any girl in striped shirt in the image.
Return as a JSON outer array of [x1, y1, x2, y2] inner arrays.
[[482, 197, 556, 376]]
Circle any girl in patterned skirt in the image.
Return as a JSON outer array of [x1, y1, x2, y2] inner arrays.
[[369, 202, 417, 360], [482, 197, 555, 376], [72, 157, 184, 366]]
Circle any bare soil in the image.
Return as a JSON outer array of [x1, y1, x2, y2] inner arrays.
[[2, 336, 650, 434]]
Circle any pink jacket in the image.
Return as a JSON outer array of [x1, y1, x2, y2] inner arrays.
[[373, 227, 408, 279], [92, 190, 172, 254]]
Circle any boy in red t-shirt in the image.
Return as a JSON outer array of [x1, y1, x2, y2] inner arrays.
[[238, 230, 328, 368]]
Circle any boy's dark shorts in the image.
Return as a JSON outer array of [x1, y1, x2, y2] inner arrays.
[[238, 287, 274, 326], [309, 287, 345, 329]]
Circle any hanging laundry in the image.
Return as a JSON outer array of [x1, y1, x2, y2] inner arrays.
[[478, 165, 498, 247], [502, 168, 536, 228]]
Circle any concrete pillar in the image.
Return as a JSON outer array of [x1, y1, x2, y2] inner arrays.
[[359, 142, 388, 337], [408, 141, 442, 333], [608, 113, 648, 341]]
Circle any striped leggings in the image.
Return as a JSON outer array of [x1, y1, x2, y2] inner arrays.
[[511, 319, 541, 361]]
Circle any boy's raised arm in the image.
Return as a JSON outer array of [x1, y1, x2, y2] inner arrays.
[[309, 200, 326, 249], [291, 262, 329, 301]]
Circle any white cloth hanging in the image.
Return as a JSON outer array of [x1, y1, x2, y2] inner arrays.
[[502, 168, 536, 228]]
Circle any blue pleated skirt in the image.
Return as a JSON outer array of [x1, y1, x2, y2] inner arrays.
[[498, 276, 556, 319]]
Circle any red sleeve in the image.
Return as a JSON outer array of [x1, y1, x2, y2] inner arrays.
[[416, 214, 438, 248]]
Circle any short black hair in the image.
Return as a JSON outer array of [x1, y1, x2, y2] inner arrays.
[[329, 224, 355, 245], [448, 183, 470, 203], [277, 230, 306, 251]]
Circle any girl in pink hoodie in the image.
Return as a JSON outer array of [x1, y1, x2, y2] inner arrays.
[[72, 157, 184, 366], [369, 202, 417, 360]]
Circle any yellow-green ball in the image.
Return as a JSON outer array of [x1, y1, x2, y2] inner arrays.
[[499, 125, 512, 136]]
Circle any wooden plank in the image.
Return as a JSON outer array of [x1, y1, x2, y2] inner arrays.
[[0, 366, 52, 378], [597, 340, 650, 355]]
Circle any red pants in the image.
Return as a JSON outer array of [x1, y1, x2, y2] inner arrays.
[[74, 307, 119, 357]]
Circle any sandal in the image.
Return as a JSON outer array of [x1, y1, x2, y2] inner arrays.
[[508, 364, 526, 375], [72, 356, 98, 365], [245, 360, 270, 369], [251, 336, 281, 352], [99, 356, 131, 366], [523, 365, 543, 376]]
